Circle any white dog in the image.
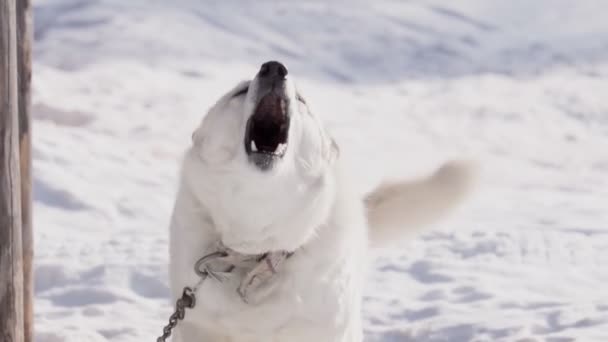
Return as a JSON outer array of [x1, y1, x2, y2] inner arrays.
[[168, 61, 474, 342]]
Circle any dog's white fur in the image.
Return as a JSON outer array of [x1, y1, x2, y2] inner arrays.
[[169, 71, 474, 341]]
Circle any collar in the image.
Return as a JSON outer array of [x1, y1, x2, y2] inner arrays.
[[194, 242, 294, 304]]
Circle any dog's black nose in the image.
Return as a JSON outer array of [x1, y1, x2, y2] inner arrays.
[[258, 61, 288, 79]]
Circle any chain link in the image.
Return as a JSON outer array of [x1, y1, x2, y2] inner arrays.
[[156, 286, 198, 342], [156, 250, 229, 342], [155, 248, 292, 341]]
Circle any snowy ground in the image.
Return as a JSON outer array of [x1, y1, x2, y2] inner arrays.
[[31, 1, 608, 341]]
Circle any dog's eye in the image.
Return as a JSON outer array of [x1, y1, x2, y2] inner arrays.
[[233, 86, 249, 97], [296, 93, 306, 104]]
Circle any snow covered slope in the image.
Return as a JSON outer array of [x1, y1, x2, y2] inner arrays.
[[31, 1, 608, 341]]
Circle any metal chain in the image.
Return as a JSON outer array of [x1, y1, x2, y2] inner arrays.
[[156, 286, 198, 342], [156, 251, 227, 342], [155, 249, 292, 341]]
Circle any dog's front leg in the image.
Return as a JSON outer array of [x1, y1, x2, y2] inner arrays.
[[173, 321, 232, 342]]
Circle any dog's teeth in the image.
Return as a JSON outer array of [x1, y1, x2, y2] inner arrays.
[[251, 141, 258, 152], [277, 143, 286, 154]]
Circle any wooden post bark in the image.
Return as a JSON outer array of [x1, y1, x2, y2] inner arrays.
[[1, 0, 25, 341], [16, 1, 33, 341]]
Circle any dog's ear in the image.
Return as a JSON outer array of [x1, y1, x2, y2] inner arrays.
[[191, 127, 204, 146], [328, 138, 340, 164]]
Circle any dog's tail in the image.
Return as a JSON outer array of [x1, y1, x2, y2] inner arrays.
[[365, 160, 476, 247]]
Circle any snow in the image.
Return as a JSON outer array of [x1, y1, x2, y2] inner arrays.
[[31, 0, 608, 341]]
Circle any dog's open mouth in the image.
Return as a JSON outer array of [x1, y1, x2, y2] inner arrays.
[[244, 92, 290, 170]]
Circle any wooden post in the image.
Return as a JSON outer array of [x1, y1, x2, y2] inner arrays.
[[16, 1, 33, 341], [1, 0, 25, 341]]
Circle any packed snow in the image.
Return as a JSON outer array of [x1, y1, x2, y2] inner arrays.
[[31, 1, 608, 341]]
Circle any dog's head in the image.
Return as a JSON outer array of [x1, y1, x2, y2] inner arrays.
[[188, 61, 339, 253], [192, 61, 337, 176]]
